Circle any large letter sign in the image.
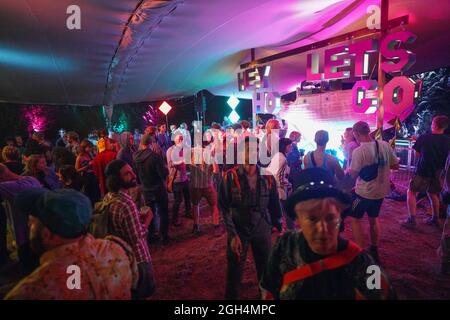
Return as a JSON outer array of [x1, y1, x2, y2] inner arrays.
[[306, 53, 323, 81], [380, 31, 417, 74], [238, 65, 270, 91], [352, 80, 379, 114], [351, 31, 419, 119], [238, 30, 421, 123], [324, 45, 351, 80], [349, 39, 378, 77], [384, 76, 420, 116]]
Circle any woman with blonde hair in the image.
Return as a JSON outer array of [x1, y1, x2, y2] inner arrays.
[[2, 146, 24, 175], [23, 154, 60, 190]]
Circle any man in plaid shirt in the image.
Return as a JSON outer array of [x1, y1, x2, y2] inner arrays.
[[104, 160, 155, 299]]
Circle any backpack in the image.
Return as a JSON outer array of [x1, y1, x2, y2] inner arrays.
[[104, 235, 139, 291], [89, 198, 115, 238], [225, 167, 281, 230]]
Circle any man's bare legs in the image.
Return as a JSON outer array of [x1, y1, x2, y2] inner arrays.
[[403, 189, 418, 227], [368, 217, 380, 247], [351, 218, 364, 248]]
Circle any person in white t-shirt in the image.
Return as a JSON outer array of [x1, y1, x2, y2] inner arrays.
[[264, 119, 281, 157], [177, 123, 192, 148], [347, 121, 399, 263], [266, 138, 294, 229]]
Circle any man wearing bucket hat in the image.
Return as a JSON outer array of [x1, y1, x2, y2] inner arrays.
[[260, 168, 395, 300], [5, 188, 136, 300]]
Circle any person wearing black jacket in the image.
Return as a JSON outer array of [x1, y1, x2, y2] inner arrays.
[[134, 134, 170, 245]]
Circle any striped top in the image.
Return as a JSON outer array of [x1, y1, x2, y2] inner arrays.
[[189, 163, 214, 189], [266, 152, 291, 200], [189, 147, 215, 189]]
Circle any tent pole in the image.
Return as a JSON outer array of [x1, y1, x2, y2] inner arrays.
[[376, 0, 389, 137], [166, 114, 169, 134]]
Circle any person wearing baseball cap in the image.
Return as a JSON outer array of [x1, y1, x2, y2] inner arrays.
[[259, 168, 395, 300], [5, 188, 135, 300]]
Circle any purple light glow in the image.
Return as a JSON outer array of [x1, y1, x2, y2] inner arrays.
[[23, 105, 50, 134], [142, 104, 160, 126], [278, 91, 376, 157]]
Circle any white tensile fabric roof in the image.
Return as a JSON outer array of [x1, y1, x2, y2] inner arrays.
[[0, 0, 449, 106]]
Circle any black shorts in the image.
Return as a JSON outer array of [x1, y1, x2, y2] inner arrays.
[[349, 193, 384, 219]]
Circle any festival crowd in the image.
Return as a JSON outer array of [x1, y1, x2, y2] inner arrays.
[[0, 115, 449, 300]]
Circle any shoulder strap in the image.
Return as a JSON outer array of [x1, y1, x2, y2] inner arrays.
[[94, 196, 115, 211], [266, 175, 273, 190], [281, 241, 362, 293], [223, 167, 241, 190], [322, 153, 328, 168], [230, 168, 241, 190], [375, 140, 380, 164], [310, 152, 317, 167]]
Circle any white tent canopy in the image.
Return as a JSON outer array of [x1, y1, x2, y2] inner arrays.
[[0, 0, 449, 106]]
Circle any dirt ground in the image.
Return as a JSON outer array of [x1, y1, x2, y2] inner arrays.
[[1, 193, 449, 300], [146, 197, 450, 300]]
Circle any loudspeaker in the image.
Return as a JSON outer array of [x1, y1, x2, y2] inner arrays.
[[194, 90, 207, 113]]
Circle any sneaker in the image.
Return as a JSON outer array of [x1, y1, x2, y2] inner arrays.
[[401, 216, 416, 228], [425, 216, 441, 227], [172, 219, 181, 227]]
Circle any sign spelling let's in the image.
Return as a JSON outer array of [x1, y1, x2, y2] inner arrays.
[[237, 30, 421, 120], [307, 30, 421, 117]]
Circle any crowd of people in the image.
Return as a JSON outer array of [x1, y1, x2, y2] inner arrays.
[[0, 114, 449, 300]]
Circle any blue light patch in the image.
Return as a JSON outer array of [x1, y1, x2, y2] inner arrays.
[[0, 47, 74, 72]]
